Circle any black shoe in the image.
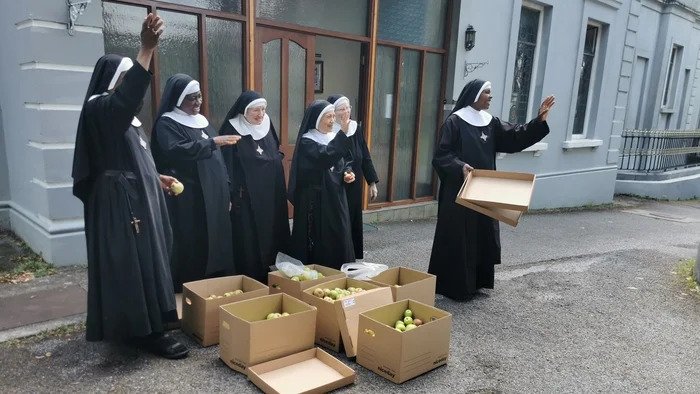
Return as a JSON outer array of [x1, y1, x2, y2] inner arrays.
[[143, 333, 189, 359]]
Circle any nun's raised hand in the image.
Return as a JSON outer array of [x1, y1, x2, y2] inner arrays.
[[340, 116, 351, 134], [141, 13, 164, 50], [537, 95, 556, 122]]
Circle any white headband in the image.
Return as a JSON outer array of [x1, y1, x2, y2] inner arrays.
[[315, 104, 335, 130], [245, 98, 267, 113], [474, 81, 492, 103], [333, 96, 350, 110], [177, 80, 201, 106], [108, 57, 134, 90]]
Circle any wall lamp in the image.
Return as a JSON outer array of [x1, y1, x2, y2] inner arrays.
[[464, 25, 476, 51]]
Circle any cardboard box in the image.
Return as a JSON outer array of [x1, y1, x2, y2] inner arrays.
[[357, 299, 452, 384], [366, 267, 437, 306], [181, 275, 268, 346], [219, 293, 317, 373], [247, 347, 356, 394], [300, 278, 384, 352], [455, 169, 535, 227], [268, 264, 346, 299], [335, 286, 393, 358]]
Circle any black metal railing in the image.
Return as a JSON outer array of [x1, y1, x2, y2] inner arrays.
[[619, 129, 700, 172]]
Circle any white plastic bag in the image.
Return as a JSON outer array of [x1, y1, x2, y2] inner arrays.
[[340, 262, 389, 280], [272, 253, 321, 280]]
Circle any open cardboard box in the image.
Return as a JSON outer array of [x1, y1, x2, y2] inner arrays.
[[181, 275, 268, 346], [357, 299, 452, 384], [300, 278, 383, 352], [366, 267, 436, 306], [455, 169, 536, 227], [219, 293, 317, 373], [247, 347, 356, 394], [268, 264, 346, 299]]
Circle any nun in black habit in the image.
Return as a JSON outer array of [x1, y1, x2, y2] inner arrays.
[[219, 91, 290, 283], [428, 79, 555, 300], [327, 95, 379, 260], [72, 14, 189, 358], [288, 100, 356, 269], [151, 74, 238, 291]]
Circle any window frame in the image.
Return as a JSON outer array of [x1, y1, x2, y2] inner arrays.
[[661, 44, 681, 110]]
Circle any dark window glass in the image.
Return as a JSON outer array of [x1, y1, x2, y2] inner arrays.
[[162, 0, 241, 13], [378, 0, 448, 48], [206, 17, 244, 130], [256, 0, 368, 36], [573, 25, 598, 135], [509, 7, 540, 124]]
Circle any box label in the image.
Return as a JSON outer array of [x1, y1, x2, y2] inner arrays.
[[342, 298, 356, 308]]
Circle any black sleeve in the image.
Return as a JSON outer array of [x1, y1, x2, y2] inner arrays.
[[154, 118, 217, 161], [432, 117, 468, 182], [494, 118, 550, 154], [299, 132, 351, 169], [357, 129, 379, 184], [90, 61, 151, 134]]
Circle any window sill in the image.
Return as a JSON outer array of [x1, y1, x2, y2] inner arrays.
[[562, 139, 603, 150], [497, 142, 548, 159]]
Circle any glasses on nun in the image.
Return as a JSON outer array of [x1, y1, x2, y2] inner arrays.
[[336, 105, 352, 112], [184, 92, 203, 102]]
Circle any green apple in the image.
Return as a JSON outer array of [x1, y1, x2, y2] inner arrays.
[[329, 290, 339, 299], [403, 316, 413, 325], [323, 296, 334, 302], [405, 324, 417, 331], [290, 276, 300, 281], [324, 288, 332, 296], [170, 181, 184, 196], [281, 312, 289, 317], [395, 320, 404, 328], [313, 288, 325, 297], [395, 327, 403, 332], [404, 309, 413, 318], [266, 313, 276, 320]]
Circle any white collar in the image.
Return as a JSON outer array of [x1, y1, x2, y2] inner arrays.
[[331, 120, 357, 137], [88, 93, 141, 127], [229, 113, 270, 141], [454, 106, 493, 127], [162, 107, 209, 129], [302, 129, 337, 146]]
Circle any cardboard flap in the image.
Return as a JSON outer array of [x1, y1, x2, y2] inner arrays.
[[334, 287, 393, 358], [456, 198, 523, 227]]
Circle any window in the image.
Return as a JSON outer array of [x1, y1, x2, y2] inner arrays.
[[509, 6, 542, 124], [256, 0, 368, 36], [102, 1, 245, 132], [378, 0, 448, 48], [662, 45, 680, 108], [572, 23, 600, 136]]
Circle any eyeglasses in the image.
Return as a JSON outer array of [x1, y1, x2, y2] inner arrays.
[[336, 105, 352, 112], [184, 93, 203, 102]]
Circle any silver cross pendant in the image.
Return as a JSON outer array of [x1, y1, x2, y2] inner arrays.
[[480, 132, 488, 142], [256, 145, 264, 155]]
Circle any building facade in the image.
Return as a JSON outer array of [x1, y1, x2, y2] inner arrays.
[[0, 0, 698, 265]]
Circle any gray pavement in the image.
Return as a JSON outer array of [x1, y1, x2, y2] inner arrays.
[[1, 196, 699, 393]]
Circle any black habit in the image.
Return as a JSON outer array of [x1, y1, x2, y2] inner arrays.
[[219, 91, 290, 283], [151, 74, 233, 291], [288, 100, 355, 269], [428, 79, 550, 300], [72, 55, 177, 341], [327, 94, 379, 260]]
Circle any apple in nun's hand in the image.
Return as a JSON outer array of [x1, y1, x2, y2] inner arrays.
[[170, 180, 184, 196]]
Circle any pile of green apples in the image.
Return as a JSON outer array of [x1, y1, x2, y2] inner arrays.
[[265, 312, 290, 320], [204, 289, 244, 300], [392, 309, 424, 332], [289, 267, 325, 282], [311, 286, 365, 302]]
